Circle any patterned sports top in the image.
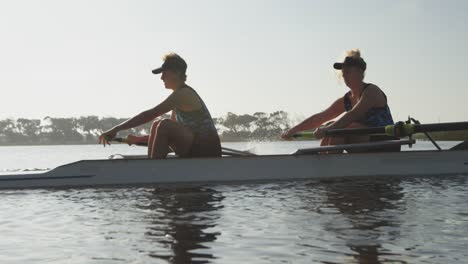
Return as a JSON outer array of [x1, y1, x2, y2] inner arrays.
[[174, 86, 218, 137], [344, 83, 395, 127]]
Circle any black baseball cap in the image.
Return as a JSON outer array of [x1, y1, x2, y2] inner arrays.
[[333, 56, 367, 71], [152, 55, 187, 74]]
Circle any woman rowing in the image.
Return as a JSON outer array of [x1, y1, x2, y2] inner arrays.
[[281, 49, 395, 152], [99, 53, 222, 158]]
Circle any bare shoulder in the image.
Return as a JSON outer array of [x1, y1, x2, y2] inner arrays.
[[364, 83, 381, 93], [172, 87, 194, 100], [362, 84, 384, 96], [173, 87, 201, 110], [362, 83, 387, 105]]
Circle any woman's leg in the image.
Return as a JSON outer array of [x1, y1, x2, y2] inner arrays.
[[320, 136, 345, 154], [147, 120, 161, 157], [149, 119, 194, 159], [343, 122, 370, 153], [320, 121, 345, 153], [320, 121, 335, 147], [345, 122, 370, 144], [319, 122, 369, 153]]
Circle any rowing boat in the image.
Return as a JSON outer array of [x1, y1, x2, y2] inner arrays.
[[1, 121, 467, 190]]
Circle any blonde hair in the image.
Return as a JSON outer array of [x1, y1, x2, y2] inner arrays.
[[335, 48, 366, 81], [162, 52, 183, 62], [162, 52, 187, 81], [345, 49, 362, 59]]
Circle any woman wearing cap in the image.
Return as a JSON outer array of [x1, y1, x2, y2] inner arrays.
[[99, 53, 222, 159], [281, 49, 395, 152]]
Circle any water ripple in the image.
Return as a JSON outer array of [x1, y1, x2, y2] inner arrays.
[[1, 175, 468, 263]]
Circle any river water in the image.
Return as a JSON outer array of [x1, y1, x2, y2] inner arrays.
[[0, 141, 467, 263]]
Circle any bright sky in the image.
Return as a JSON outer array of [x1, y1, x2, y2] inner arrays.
[[0, 0, 467, 123]]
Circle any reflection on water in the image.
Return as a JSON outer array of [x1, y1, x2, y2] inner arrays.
[[0, 175, 467, 263], [0, 187, 224, 264], [319, 177, 406, 263], [140, 187, 223, 263]]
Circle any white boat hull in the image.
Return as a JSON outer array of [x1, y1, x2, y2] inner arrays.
[[1, 150, 468, 189]]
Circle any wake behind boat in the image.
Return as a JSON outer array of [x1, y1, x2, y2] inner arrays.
[[1, 121, 468, 190]]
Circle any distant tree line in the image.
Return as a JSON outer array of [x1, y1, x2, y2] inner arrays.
[[214, 111, 291, 141], [0, 111, 293, 146]]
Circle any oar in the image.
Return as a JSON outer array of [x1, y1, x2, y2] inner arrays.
[[113, 136, 148, 146], [112, 137, 256, 156], [292, 121, 468, 139]]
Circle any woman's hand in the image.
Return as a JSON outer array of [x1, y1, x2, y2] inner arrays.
[[281, 128, 297, 140], [99, 128, 119, 147], [313, 126, 329, 139]]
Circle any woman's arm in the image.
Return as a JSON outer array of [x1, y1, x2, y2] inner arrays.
[[326, 86, 381, 130], [99, 92, 179, 145], [116, 94, 177, 131], [284, 97, 346, 137]]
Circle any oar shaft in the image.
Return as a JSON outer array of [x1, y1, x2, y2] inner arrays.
[[292, 127, 387, 139], [412, 122, 468, 133], [292, 121, 468, 138], [326, 126, 386, 136], [113, 137, 255, 156]]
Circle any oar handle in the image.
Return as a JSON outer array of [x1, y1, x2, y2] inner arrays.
[[291, 132, 316, 139], [113, 137, 148, 146]]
